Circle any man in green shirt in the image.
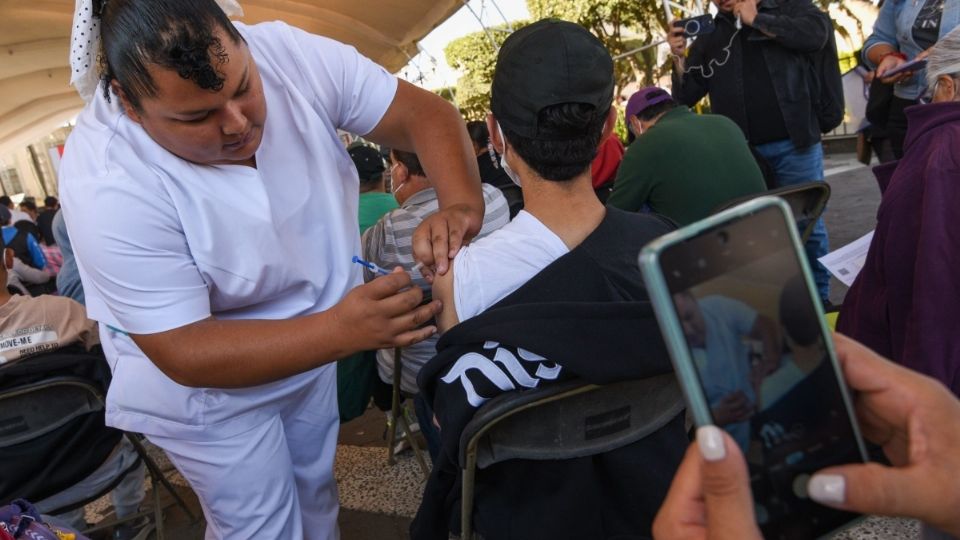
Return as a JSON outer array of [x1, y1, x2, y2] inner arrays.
[[608, 87, 765, 226], [351, 145, 399, 233]]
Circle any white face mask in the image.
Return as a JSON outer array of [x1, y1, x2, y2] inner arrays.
[[390, 162, 405, 195], [496, 123, 522, 188]]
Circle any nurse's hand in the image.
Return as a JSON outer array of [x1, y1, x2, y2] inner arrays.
[[653, 426, 762, 540], [335, 267, 442, 349], [412, 202, 483, 280]]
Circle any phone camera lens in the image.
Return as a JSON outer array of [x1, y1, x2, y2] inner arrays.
[[685, 20, 700, 35]]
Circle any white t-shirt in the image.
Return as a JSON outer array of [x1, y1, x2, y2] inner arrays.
[[452, 210, 569, 323], [692, 295, 758, 450], [59, 21, 398, 439]]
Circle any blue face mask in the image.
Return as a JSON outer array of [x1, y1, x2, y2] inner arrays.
[[496, 123, 522, 188]]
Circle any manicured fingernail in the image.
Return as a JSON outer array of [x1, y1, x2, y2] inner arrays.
[[808, 474, 845, 504], [697, 425, 726, 462]]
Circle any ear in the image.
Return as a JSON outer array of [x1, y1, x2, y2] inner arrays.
[[628, 116, 643, 138], [942, 76, 958, 102], [392, 160, 408, 183], [486, 113, 505, 154], [111, 81, 143, 124], [600, 106, 618, 143], [3, 248, 13, 271]]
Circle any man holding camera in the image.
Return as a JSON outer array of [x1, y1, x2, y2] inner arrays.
[[669, 0, 835, 303]]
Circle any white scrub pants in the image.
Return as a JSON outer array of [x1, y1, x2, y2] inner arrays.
[[147, 374, 341, 540]]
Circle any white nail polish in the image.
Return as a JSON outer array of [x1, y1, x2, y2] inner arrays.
[[808, 474, 845, 504], [697, 425, 727, 462]]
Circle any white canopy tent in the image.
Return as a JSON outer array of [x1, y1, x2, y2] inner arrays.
[[0, 0, 465, 156]]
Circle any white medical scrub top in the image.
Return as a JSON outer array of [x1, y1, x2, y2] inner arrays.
[[694, 295, 758, 449], [58, 21, 398, 440]]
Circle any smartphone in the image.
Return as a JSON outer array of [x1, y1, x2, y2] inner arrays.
[[883, 58, 928, 78], [639, 197, 868, 539], [673, 14, 716, 38]]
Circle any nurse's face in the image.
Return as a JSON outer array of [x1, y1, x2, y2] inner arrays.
[[117, 29, 267, 167]]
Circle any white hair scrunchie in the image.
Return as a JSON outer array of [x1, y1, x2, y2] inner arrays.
[[69, 0, 245, 103]]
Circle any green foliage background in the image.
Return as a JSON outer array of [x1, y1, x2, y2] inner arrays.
[[439, 0, 873, 133]]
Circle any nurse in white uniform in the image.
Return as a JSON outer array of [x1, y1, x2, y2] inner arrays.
[[58, 0, 485, 538]]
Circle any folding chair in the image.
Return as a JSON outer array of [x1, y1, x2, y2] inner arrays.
[[712, 181, 832, 244], [458, 373, 685, 540], [384, 346, 430, 478], [0, 350, 197, 539]]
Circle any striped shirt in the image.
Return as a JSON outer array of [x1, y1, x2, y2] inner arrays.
[[361, 183, 511, 394]]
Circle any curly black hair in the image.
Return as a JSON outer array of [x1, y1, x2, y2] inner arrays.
[[95, 0, 243, 110]]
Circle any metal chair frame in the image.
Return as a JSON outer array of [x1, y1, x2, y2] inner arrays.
[[458, 375, 684, 539], [384, 347, 430, 478], [0, 376, 198, 539]]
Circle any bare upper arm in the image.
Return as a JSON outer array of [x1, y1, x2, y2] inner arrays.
[[432, 266, 460, 334], [130, 317, 215, 386]]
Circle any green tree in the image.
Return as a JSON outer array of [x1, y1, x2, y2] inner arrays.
[[442, 0, 872, 123], [527, 0, 670, 99], [443, 24, 515, 120], [443, 1, 668, 122]]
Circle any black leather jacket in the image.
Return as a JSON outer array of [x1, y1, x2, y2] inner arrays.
[[672, 0, 832, 149]]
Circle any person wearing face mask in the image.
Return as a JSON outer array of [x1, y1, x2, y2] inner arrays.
[[467, 120, 524, 218], [607, 87, 765, 226], [837, 26, 960, 397], [56, 0, 486, 538], [360, 149, 508, 460], [351, 144, 397, 234], [416, 20, 688, 540]]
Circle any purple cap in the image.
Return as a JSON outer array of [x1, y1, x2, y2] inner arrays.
[[625, 87, 673, 122]]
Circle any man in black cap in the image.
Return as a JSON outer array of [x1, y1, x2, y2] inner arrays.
[[350, 144, 397, 233], [415, 19, 687, 540]]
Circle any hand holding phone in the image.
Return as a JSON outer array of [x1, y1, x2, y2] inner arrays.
[[881, 58, 927, 79], [640, 198, 868, 539], [654, 333, 960, 540], [673, 14, 716, 38]]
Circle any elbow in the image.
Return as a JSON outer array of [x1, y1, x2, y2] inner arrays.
[[142, 348, 207, 388], [157, 357, 205, 388]]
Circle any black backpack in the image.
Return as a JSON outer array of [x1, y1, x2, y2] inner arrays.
[[810, 26, 845, 134], [5, 227, 38, 269]]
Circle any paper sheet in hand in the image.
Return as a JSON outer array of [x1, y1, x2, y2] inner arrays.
[[818, 231, 874, 287]]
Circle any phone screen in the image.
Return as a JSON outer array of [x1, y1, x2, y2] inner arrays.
[[659, 205, 863, 539]]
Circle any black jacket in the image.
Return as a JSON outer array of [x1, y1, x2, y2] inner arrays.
[[672, 0, 832, 149], [411, 209, 688, 540]]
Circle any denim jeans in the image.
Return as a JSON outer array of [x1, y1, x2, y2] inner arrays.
[[414, 393, 442, 462], [36, 438, 146, 531], [754, 139, 831, 301]]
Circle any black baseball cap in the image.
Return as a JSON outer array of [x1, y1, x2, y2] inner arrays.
[[491, 19, 615, 140], [348, 145, 386, 182]]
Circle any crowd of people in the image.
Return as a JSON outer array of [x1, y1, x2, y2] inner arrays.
[[1, 0, 959, 538]]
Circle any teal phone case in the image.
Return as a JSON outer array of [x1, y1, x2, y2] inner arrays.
[[638, 195, 868, 460]]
